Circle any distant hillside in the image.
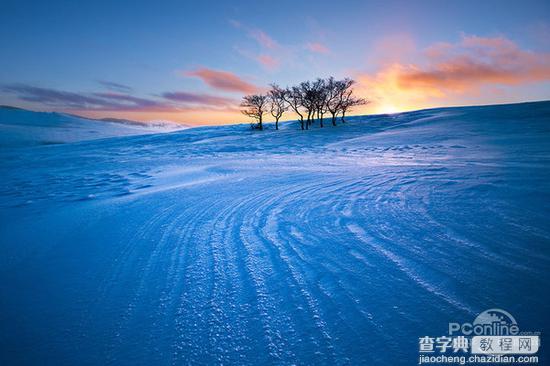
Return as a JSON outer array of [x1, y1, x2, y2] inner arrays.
[[0, 106, 186, 148]]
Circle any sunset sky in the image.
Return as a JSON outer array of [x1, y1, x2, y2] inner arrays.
[[1, 0, 549, 125]]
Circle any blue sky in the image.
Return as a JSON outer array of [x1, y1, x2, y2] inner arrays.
[[1, 0, 549, 124]]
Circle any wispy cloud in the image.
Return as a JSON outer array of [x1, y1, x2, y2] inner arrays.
[[2, 84, 169, 111], [305, 42, 330, 54], [97, 80, 133, 93], [3, 84, 240, 114], [92, 92, 171, 110], [184, 67, 260, 93], [230, 20, 283, 70], [229, 20, 279, 49], [233, 47, 281, 71], [257, 55, 280, 71], [248, 29, 278, 49], [161, 91, 236, 107]]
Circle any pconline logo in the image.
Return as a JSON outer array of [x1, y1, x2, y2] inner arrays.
[[449, 309, 520, 336]]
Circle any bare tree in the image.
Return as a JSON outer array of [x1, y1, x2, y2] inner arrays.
[[339, 97, 367, 123], [268, 84, 288, 130], [338, 80, 368, 123], [241, 94, 268, 130], [282, 86, 306, 130], [328, 78, 367, 124], [313, 78, 328, 128], [299, 81, 318, 129], [326, 78, 347, 126], [241, 77, 365, 131]]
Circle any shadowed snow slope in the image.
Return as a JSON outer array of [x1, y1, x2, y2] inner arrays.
[[0, 106, 184, 148], [0, 101, 549, 365]]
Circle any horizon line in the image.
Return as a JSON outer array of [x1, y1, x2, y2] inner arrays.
[[2, 98, 549, 128]]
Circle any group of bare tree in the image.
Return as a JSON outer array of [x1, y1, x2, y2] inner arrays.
[[240, 77, 368, 130]]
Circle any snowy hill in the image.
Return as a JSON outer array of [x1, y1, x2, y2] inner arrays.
[[0, 106, 185, 148], [0, 101, 549, 365]]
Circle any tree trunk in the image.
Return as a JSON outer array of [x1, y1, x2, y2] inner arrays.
[[300, 116, 304, 130], [320, 114, 324, 128], [259, 115, 263, 130], [275, 117, 279, 130], [331, 113, 336, 126], [341, 111, 346, 124]]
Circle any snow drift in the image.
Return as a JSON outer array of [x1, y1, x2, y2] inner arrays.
[[0, 101, 549, 365]]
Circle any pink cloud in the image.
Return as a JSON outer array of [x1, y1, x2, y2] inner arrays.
[[257, 54, 280, 70], [230, 20, 278, 49], [305, 42, 330, 54], [398, 35, 550, 91], [230, 20, 284, 69], [185, 67, 260, 94], [249, 29, 278, 49], [354, 34, 550, 113], [234, 47, 282, 71]]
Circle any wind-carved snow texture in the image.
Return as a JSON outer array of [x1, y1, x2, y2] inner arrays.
[[0, 102, 549, 365]]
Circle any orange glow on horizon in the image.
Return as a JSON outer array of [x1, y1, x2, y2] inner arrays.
[[74, 109, 245, 126], [353, 34, 550, 116]]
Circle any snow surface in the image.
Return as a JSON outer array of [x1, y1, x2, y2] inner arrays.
[[0, 101, 549, 365], [0, 106, 184, 148]]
